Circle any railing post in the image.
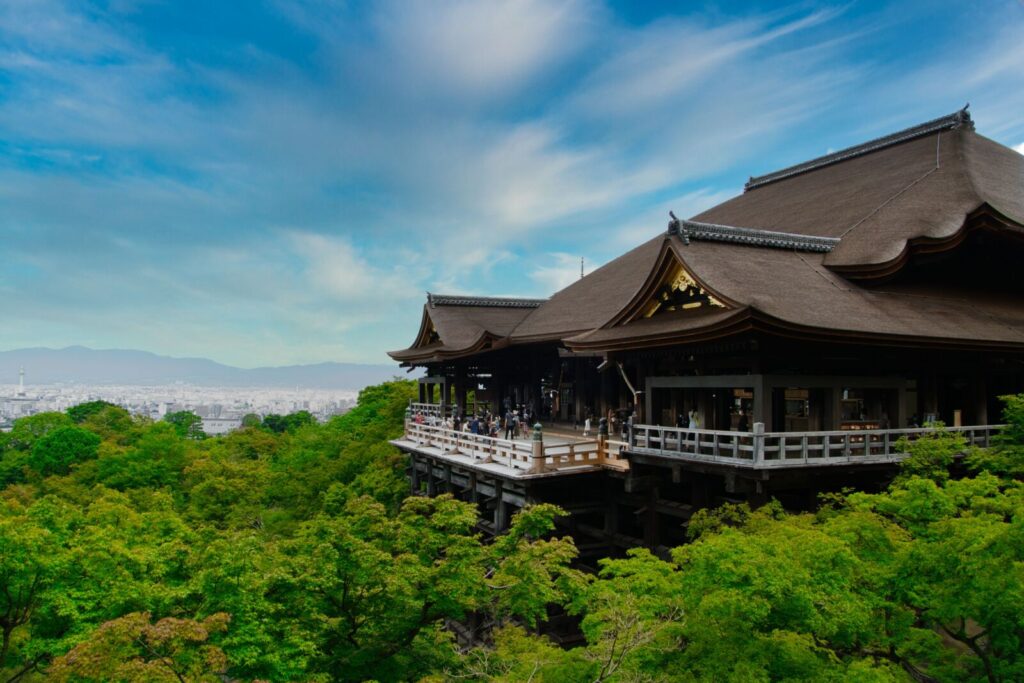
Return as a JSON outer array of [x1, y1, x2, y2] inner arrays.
[[597, 417, 608, 463], [752, 422, 765, 465], [530, 422, 545, 474]]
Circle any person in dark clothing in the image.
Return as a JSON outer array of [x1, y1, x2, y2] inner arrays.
[[737, 410, 749, 432], [504, 411, 515, 440]]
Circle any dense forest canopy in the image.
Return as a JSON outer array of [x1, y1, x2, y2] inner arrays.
[[0, 382, 1022, 682]]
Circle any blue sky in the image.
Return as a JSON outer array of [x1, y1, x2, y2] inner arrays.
[[1, 0, 1022, 367]]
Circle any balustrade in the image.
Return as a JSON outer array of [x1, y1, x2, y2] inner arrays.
[[402, 420, 610, 475], [628, 423, 1003, 469]]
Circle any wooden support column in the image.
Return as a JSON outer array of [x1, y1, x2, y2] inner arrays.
[[455, 365, 468, 417], [921, 373, 939, 420], [410, 456, 420, 494], [755, 375, 772, 430], [972, 375, 988, 425], [494, 481, 509, 532], [643, 485, 660, 548], [829, 385, 841, 430], [691, 474, 710, 509], [426, 460, 437, 497], [896, 384, 908, 428]]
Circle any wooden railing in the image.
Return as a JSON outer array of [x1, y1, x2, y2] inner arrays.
[[628, 423, 1004, 469], [409, 402, 492, 419], [403, 421, 608, 474]]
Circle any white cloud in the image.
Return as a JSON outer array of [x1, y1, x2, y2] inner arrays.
[[529, 252, 590, 294], [369, 0, 595, 99], [1014, 142, 1024, 155], [2, 1, 1023, 364], [567, 9, 840, 120], [289, 232, 407, 299], [609, 187, 741, 250]]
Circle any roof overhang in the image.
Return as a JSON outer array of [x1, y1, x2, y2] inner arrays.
[[826, 204, 1024, 280]]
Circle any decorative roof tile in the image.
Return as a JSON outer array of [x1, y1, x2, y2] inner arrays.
[[668, 219, 839, 253], [744, 106, 973, 191], [427, 293, 546, 309]]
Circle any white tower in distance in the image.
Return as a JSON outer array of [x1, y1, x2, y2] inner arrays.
[[17, 366, 25, 397]]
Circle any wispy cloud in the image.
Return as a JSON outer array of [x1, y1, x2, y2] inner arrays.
[[0, 0, 1021, 364]]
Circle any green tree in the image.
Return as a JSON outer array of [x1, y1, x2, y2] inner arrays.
[[287, 497, 584, 682], [29, 426, 101, 477], [95, 422, 192, 489], [48, 612, 230, 683], [165, 411, 206, 440], [66, 400, 118, 424], [5, 412, 73, 451], [966, 394, 1024, 479], [894, 421, 966, 483], [0, 511, 62, 678]]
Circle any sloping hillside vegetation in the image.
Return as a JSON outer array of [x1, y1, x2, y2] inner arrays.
[[1, 383, 1022, 682]]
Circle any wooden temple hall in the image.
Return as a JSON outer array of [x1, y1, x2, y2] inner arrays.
[[389, 107, 1024, 552]]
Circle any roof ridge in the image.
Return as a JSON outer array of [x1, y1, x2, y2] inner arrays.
[[427, 292, 546, 308], [744, 106, 974, 192], [669, 218, 839, 253]]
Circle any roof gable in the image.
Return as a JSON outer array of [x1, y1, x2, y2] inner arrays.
[[606, 238, 733, 327]]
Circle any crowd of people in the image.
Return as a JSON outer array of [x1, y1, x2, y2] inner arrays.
[[410, 405, 538, 440]]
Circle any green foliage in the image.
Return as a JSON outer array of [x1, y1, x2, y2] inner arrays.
[[260, 411, 314, 433], [48, 611, 230, 682], [6, 411, 73, 451], [895, 421, 966, 483], [67, 400, 119, 424], [165, 410, 207, 440], [29, 426, 101, 477], [2, 385, 1024, 683], [686, 500, 752, 539], [966, 394, 1024, 479]]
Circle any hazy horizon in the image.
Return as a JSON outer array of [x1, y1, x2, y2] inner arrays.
[[0, 346, 403, 389]]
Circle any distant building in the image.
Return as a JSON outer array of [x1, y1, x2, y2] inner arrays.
[[201, 417, 242, 435]]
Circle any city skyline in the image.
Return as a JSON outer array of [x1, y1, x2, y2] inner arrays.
[[2, 0, 1023, 367], [0, 379, 359, 432]]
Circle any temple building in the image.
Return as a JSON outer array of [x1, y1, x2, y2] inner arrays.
[[389, 108, 1024, 551]]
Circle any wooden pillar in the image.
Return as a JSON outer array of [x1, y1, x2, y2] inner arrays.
[[829, 385, 841, 430], [921, 373, 939, 420], [455, 365, 467, 416], [748, 481, 770, 509], [754, 375, 771, 427], [410, 456, 420, 494], [690, 475, 709, 509], [426, 460, 437, 497], [644, 375, 653, 426], [973, 375, 988, 425], [896, 384, 908, 428], [494, 481, 508, 532], [644, 486, 660, 548]]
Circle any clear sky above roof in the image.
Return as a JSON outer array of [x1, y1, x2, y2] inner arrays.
[[1, 0, 1022, 366]]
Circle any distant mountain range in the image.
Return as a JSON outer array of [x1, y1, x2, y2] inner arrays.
[[0, 346, 407, 389]]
